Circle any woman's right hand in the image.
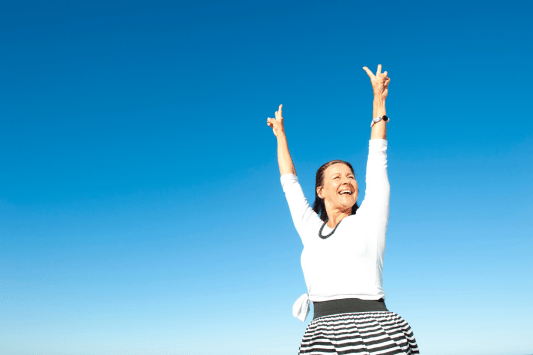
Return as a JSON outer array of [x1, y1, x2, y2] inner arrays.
[[267, 104, 285, 138]]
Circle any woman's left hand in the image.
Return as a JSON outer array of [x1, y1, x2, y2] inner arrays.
[[363, 64, 390, 100]]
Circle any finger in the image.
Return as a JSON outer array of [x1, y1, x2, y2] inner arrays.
[[377, 64, 382, 76], [383, 71, 388, 78], [279, 104, 283, 119], [362, 66, 374, 78]]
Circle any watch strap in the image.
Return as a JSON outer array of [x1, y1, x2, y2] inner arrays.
[[370, 115, 390, 127]]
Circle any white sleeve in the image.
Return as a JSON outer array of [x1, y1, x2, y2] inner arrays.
[[280, 174, 322, 244], [359, 139, 391, 223]]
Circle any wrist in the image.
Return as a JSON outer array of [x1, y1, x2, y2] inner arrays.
[[373, 98, 386, 117], [276, 131, 287, 141], [373, 96, 386, 105]]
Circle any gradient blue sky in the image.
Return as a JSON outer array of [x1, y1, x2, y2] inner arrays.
[[1, 1, 532, 354]]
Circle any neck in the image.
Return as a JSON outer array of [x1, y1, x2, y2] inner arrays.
[[326, 208, 351, 229]]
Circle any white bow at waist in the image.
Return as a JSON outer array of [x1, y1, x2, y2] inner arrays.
[[292, 293, 310, 322]]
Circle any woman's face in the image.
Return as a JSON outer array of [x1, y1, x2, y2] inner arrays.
[[317, 163, 359, 214]]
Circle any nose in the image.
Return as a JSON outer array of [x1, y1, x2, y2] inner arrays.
[[341, 176, 355, 189]]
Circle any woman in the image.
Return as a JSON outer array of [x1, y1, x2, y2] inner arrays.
[[267, 65, 420, 354]]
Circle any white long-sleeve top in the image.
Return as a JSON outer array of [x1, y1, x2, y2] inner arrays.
[[281, 139, 390, 322]]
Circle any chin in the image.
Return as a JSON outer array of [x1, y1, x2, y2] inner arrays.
[[343, 202, 356, 210]]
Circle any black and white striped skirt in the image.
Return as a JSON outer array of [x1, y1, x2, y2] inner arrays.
[[299, 299, 420, 354]]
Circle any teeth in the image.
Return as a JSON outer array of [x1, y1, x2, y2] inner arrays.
[[340, 190, 352, 195]]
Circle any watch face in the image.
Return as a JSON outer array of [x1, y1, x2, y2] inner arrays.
[[373, 117, 381, 122]]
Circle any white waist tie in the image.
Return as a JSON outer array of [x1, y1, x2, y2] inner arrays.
[[292, 293, 310, 322]]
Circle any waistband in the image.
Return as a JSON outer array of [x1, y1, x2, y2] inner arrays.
[[313, 298, 388, 320]]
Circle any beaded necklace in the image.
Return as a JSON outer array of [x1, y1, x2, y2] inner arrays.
[[318, 219, 343, 239]]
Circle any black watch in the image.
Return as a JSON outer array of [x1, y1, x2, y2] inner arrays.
[[371, 115, 390, 126]]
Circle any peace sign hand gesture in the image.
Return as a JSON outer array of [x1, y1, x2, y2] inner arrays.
[[363, 64, 390, 100]]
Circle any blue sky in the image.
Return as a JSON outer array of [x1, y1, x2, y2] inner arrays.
[[1, 1, 532, 354]]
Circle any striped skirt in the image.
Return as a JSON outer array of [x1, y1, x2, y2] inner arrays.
[[299, 311, 420, 354]]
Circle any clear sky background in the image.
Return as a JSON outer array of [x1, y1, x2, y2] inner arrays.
[[1, 1, 532, 354]]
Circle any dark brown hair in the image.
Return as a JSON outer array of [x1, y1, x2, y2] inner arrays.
[[312, 160, 359, 222]]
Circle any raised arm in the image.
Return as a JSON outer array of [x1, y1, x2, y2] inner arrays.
[[267, 104, 296, 176], [363, 64, 390, 140], [358, 65, 391, 225], [267, 105, 322, 240]]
